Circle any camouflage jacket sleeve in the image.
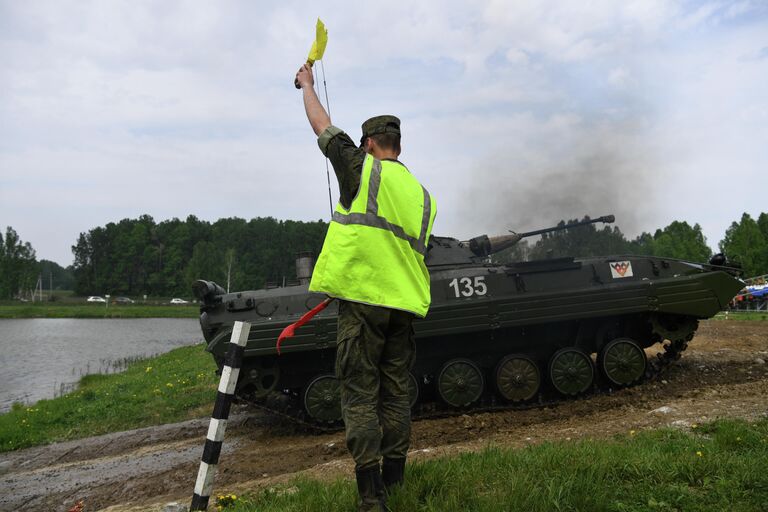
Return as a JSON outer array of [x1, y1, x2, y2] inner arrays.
[[317, 125, 365, 210]]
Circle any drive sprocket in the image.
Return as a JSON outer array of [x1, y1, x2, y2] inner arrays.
[[647, 314, 699, 376], [649, 314, 698, 342]]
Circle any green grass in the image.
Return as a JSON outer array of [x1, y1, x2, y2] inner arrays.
[[712, 311, 767, 321], [221, 419, 768, 512], [0, 302, 199, 318], [0, 344, 218, 451]]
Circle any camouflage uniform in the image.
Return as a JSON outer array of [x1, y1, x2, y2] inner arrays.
[[335, 300, 415, 468], [317, 118, 418, 508]]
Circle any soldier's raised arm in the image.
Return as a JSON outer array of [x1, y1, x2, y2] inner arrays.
[[295, 63, 330, 136]]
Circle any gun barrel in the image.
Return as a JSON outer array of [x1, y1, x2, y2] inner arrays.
[[517, 215, 614, 238], [467, 215, 616, 258]]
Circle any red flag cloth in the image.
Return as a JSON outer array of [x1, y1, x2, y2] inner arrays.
[[276, 297, 334, 355]]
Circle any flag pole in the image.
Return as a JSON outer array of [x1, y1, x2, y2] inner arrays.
[[318, 59, 334, 217]]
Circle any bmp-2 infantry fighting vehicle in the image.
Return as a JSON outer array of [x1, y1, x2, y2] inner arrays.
[[193, 216, 744, 426]]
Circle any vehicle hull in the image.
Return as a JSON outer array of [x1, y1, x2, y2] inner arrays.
[[197, 252, 743, 414]]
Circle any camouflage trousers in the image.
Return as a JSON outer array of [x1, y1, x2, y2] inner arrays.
[[335, 300, 416, 470]]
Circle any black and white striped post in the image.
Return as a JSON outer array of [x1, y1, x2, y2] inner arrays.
[[190, 320, 250, 511]]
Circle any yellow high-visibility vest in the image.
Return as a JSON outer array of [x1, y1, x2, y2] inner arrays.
[[309, 154, 437, 317]]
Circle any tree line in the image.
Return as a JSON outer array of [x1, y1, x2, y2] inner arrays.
[[0, 227, 39, 299], [70, 215, 328, 297], [1, 211, 766, 299], [0, 227, 76, 299]]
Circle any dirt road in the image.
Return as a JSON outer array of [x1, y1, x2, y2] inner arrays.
[[2, 320, 767, 512]]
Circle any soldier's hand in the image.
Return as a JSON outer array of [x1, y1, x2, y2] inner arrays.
[[295, 63, 314, 89]]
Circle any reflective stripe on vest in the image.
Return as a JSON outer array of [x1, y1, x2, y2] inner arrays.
[[331, 159, 433, 256]]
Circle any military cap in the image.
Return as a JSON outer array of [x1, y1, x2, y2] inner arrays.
[[360, 115, 401, 145]]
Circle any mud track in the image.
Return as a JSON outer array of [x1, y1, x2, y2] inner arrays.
[[2, 320, 767, 512]]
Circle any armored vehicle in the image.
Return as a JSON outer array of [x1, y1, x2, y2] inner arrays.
[[193, 216, 744, 425]]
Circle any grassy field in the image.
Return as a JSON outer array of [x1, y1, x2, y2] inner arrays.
[[0, 302, 199, 318], [221, 418, 768, 512], [0, 344, 218, 452]]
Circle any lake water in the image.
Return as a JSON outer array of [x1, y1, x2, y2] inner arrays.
[[0, 318, 203, 412]]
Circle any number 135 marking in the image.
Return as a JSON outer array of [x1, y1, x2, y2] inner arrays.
[[448, 276, 488, 298]]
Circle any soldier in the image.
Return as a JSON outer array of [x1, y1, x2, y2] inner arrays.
[[295, 63, 437, 511]]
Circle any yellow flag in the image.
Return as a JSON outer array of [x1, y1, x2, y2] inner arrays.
[[307, 18, 328, 64]]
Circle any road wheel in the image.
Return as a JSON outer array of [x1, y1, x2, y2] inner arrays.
[[549, 348, 594, 396], [495, 354, 540, 402], [437, 358, 484, 407], [598, 338, 646, 386], [237, 358, 280, 398], [303, 374, 341, 423]]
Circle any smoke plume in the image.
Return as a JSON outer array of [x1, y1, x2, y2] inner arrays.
[[456, 118, 657, 240]]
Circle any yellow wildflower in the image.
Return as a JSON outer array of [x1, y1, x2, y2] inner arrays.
[[696, 451, 703, 457]]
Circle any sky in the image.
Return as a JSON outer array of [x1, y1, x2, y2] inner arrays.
[[1, 0, 767, 266]]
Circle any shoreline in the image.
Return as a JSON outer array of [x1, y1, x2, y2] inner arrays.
[[0, 303, 199, 319], [0, 343, 217, 452]]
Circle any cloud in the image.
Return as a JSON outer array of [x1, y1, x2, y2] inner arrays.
[[607, 67, 630, 87], [1, 0, 767, 265]]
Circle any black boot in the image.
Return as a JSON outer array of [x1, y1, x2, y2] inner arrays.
[[382, 457, 406, 493], [355, 464, 387, 512]]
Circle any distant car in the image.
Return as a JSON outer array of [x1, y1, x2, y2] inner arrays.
[[114, 296, 135, 304], [86, 296, 106, 303], [170, 298, 189, 305]]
